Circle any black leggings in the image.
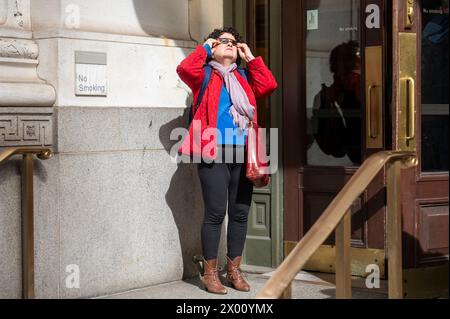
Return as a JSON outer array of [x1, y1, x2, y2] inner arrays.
[[197, 146, 254, 260]]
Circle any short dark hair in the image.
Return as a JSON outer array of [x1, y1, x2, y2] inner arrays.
[[205, 27, 244, 65], [205, 27, 244, 43], [329, 40, 360, 76]]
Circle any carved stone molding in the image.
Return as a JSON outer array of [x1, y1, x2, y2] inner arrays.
[[0, 1, 7, 26], [0, 0, 30, 31], [0, 114, 53, 147], [0, 36, 56, 107], [11, 0, 25, 29], [0, 2, 55, 107], [0, 37, 37, 59]]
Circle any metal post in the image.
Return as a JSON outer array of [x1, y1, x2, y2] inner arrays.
[[21, 154, 35, 299], [335, 210, 352, 299], [386, 161, 403, 299], [280, 282, 292, 299]]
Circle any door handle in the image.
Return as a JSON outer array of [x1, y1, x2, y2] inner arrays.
[[405, 77, 415, 140], [367, 85, 380, 139], [365, 45, 383, 149]]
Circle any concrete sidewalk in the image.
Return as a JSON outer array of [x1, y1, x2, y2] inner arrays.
[[97, 271, 387, 299]]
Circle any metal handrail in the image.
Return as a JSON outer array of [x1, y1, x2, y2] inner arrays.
[[0, 147, 52, 165], [0, 147, 53, 299], [256, 150, 417, 299]]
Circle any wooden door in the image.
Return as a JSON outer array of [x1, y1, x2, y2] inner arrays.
[[393, 0, 449, 291], [225, 0, 284, 268], [283, 0, 390, 275]]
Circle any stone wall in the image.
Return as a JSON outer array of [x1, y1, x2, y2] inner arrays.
[[0, 0, 225, 298]]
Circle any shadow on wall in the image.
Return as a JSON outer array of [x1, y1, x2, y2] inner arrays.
[[158, 96, 205, 280], [159, 95, 227, 280], [156, 51, 227, 280], [131, 0, 204, 279], [131, 0, 226, 281]]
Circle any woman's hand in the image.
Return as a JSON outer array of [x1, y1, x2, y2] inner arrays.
[[237, 43, 255, 63], [204, 38, 220, 54]]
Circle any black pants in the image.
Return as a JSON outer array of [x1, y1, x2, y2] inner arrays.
[[197, 145, 254, 260]]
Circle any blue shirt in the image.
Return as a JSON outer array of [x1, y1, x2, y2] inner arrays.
[[204, 44, 247, 146]]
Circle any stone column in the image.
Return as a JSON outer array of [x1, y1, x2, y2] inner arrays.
[[0, 0, 55, 148]]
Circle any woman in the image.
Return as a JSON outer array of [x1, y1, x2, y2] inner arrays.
[[177, 27, 277, 294], [312, 41, 361, 164]]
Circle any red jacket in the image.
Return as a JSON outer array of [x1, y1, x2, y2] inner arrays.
[[176, 45, 278, 160]]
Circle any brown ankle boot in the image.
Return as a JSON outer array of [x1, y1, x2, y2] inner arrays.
[[201, 259, 227, 295], [226, 256, 250, 292]]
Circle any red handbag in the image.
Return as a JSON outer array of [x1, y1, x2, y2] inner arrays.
[[246, 121, 270, 188]]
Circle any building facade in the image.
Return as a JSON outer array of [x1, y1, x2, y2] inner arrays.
[[1, 0, 226, 298], [1, 0, 448, 299]]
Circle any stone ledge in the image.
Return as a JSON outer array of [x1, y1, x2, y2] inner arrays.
[[33, 29, 197, 49], [0, 28, 32, 39], [0, 82, 56, 106]]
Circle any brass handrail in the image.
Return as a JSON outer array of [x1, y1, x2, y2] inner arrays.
[[256, 150, 417, 299], [0, 147, 52, 165], [0, 147, 53, 299]]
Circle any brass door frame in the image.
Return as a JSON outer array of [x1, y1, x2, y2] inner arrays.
[[391, 0, 448, 298]]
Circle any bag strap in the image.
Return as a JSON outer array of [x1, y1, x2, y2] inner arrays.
[[193, 64, 213, 115], [237, 67, 248, 81]]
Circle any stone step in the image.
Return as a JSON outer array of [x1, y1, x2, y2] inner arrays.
[[97, 271, 387, 299]]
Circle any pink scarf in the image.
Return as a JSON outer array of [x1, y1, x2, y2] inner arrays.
[[208, 60, 255, 131]]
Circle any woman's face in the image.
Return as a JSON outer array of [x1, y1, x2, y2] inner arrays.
[[212, 32, 238, 64]]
